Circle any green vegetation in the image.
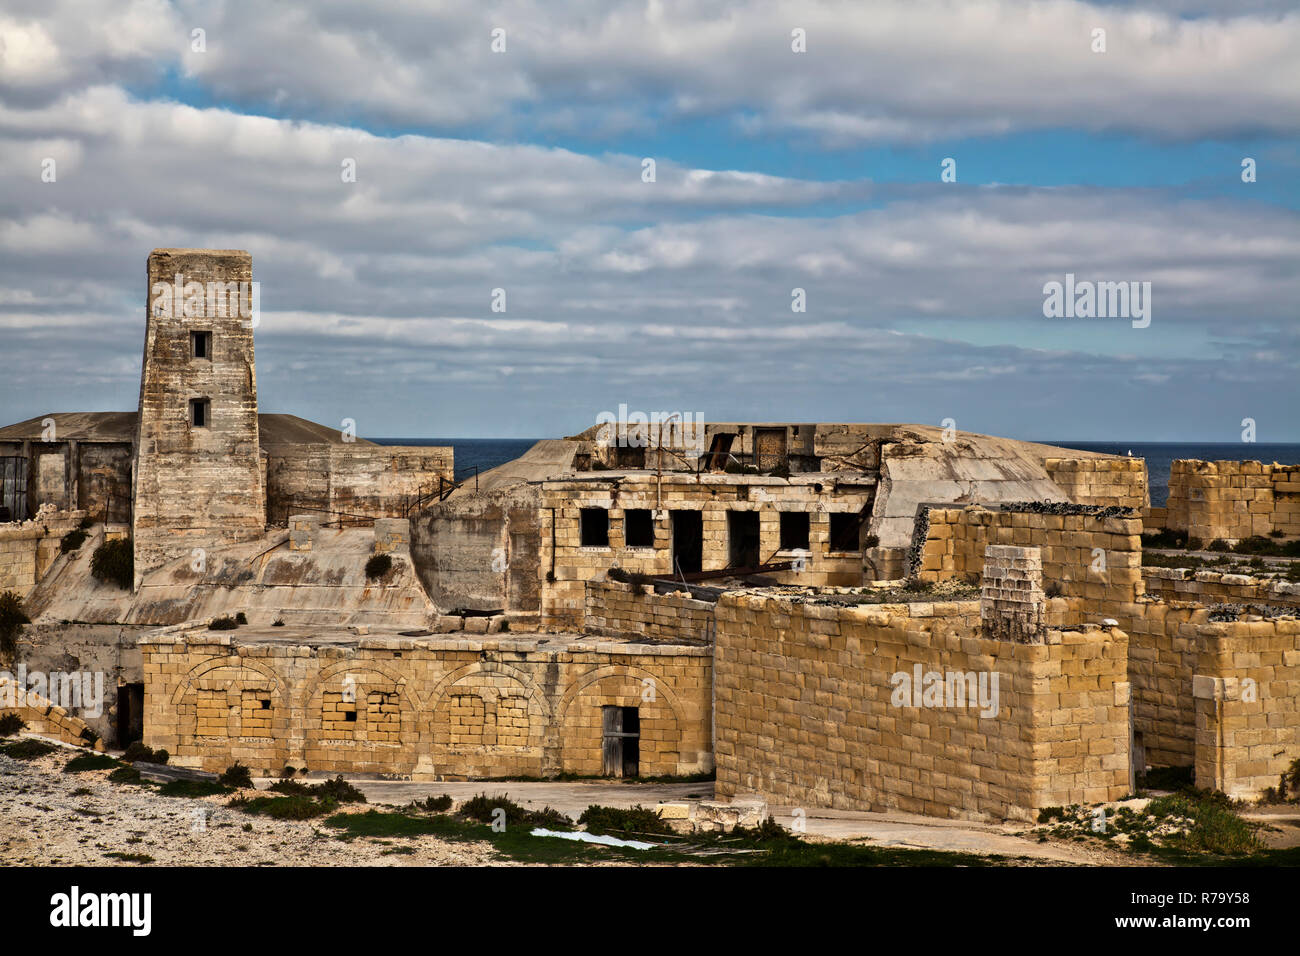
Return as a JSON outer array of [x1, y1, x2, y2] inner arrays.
[[578, 804, 675, 837], [229, 793, 335, 819], [406, 794, 454, 813], [218, 761, 254, 789], [122, 741, 169, 764], [1147, 793, 1261, 856], [0, 738, 58, 760], [157, 779, 232, 797], [458, 793, 569, 830], [267, 775, 366, 804], [63, 753, 119, 772], [365, 553, 393, 580], [0, 590, 30, 657], [90, 538, 133, 589], [60, 528, 88, 554], [0, 713, 26, 737]]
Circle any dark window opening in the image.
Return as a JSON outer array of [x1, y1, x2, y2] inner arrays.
[[580, 508, 609, 547], [344, 710, 357, 722], [780, 512, 810, 551], [830, 512, 863, 552], [191, 330, 212, 359], [728, 511, 761, 568], [624, 509, 654, 548], [189, 398, 210, 427], [259, 699, 270, 710], [671, 510, 703, 575], [602, 705, 640, 778]]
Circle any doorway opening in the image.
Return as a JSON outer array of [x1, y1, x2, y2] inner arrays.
[[671, 510, 703, 575], [601, 705, 640, 778]]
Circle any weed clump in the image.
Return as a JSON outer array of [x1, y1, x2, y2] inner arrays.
[[122, 742, 169, 765], [90, 539, 133, 589], [0, 590, 30, 657], [577, 804, 673, 837], [60, 528, 89, 554], [0, 713, 26, 737], [365, 554, 393, 580], [219, 761, 254, 789]]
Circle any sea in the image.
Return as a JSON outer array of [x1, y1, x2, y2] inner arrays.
[[370, 437, 1300, 509]]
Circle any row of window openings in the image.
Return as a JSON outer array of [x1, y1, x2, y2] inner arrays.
[[579, 508, 861, 553]]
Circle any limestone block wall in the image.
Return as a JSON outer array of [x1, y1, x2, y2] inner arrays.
[[0, 511, 87, 598], [584, 580, 715, 644], [133, 249, 266, 586], [1194, 615, 1300, 799], [1165, 460, 1300, 542], [1121, 599, 1209, 768], [1045, 457, 1148, 509], [1142, 567, 1300, 609], [914, 505, 1144, 616], [713, 594, 1131, 821], [539, 476, 876, 630], [264, 443, 453, 526], [0, 673, 107, 750], [141, 629, 712, 779]]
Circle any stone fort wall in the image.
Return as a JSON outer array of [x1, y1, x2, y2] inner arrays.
[[140, 627, 711, 780], [1163, 460, 1300, 542], [713, 593, 1131, 821]]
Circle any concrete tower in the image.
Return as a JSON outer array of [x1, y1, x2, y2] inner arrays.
[[131, 249, 265, 586]]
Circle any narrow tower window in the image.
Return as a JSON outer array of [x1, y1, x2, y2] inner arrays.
[[189, 398, 210, 427]]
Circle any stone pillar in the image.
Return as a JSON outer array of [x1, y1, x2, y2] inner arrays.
[[980, 544, 1045, 643]]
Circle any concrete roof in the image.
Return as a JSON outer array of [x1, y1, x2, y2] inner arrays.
[[0, 411, 368, 446]]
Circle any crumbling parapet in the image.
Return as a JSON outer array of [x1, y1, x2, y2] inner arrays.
[[980, 544, 1045, 643]]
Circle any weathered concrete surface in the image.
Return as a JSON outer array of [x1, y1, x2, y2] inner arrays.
[[27, 527, 437, 629], [410, 484, 541, 614]]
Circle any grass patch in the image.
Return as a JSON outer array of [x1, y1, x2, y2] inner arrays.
[[458, 793, 570, 829], [1146, 793, 1261, 856], [228, 794, 339, 820], [578, 804, 675, 838], [157, 779, 232, 798], [267, 775, 366, 803], [63, 753, 119, 773], [0, 739, 58, 760]]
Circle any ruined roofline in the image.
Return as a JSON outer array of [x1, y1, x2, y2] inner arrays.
[[148, 247, 251, 257]]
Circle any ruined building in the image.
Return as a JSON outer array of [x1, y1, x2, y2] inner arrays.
[[1, 249, 1295, 822]]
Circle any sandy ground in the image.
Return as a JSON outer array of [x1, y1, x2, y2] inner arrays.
[[1, 738, 1148, 867], [0, 747, 506, 867]]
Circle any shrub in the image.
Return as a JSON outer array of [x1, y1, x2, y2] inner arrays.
[[0, 713, 27, 736], [578, 804, 673, 837], [410, 794, 453, 813], [365, 553, 393, 580], [229, 794, 334, 820], [63, 753, 119, 773], [60, 528, 89, 554], [459, 793, 568, 829], [0, 590, 30, 657], [234, 612, 248, 625], [90, 539, 133, 589], [1, 738, 58, 760], [77, 515, 93, 530], [219, 761, 254, 789], [268, 775, 366, 804], [208, 616, 239, 630], [122, 742, 168, 765], [1207, 538, 1230, 552]]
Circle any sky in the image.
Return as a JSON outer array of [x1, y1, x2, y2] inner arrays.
[[0, 0, 1297, 441]]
